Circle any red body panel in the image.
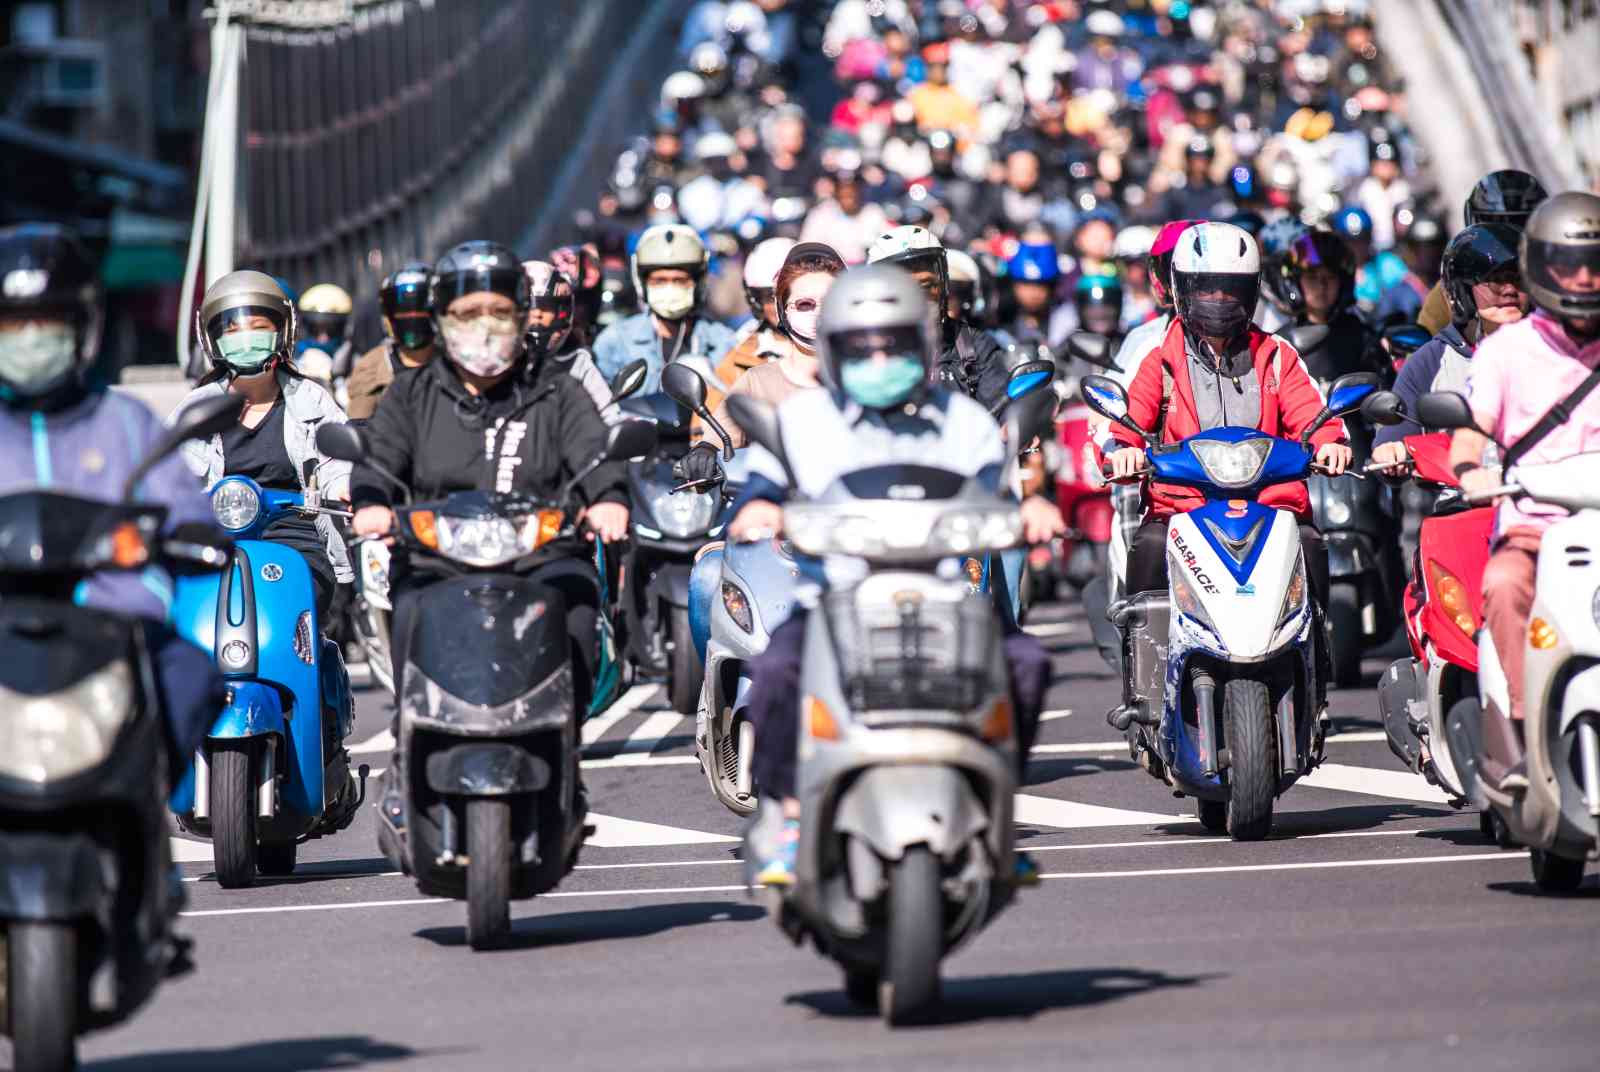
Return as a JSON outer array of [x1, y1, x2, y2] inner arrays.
[[1054, 402, 1110, 549], [1403, 433, 1491, 674]]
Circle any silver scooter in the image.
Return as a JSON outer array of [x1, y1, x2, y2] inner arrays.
[[733, 387, 1054, 1025]]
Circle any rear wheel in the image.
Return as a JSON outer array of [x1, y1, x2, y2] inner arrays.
[[1327, 586, 1363, 688], [881, 846, 943, 1026], [7, 921, 77, 1072], [1197, 799, 1227, 834], [210, 743, 257, 889], [1530, 848, 1586, 893], [1224, 678, 1276, 842], [667, 606, 703, 715], [466, 799, 511, 950]]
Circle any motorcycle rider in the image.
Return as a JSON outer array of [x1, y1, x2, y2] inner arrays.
[[294, 282, 356, 386], [1280, 229, 1385, 383], [698, 236, 797, 428], [523, 260, 625, 426], [1449, 193, 1600, 745], [1418, 170, 1549, 334], [349, 241, 630, 714], [1073, 273, 1126, 352], [727, 264, 1064, 886], [172, 271, 354, 623], [550, 243, 605, 351], [867, 224, 1009, 408], [1371, 224, 1529, 468], [0, 223, 224, 784], [1103, 222, 1352, 710], [592, 223, 737, 392], [348, 262, 436, 421], [1001, 238, 1070, 348]]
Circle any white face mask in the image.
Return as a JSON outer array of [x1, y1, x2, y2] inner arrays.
[[0, 322, 77, 397], [442, 320, 521, 378], [646, 281, 696, 321]]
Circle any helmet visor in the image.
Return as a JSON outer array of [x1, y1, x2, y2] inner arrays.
[[381, 276, 430, 317], [205, 305, 286, 344], [431, 267, 527, 313], [827, 325, 927, 366], [1179, 271, 1259, 306], [1526, 239, 1600, 311]]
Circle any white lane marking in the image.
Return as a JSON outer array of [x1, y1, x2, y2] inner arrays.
[[1034, 732, 1390, 756], [586, 813, 738, 848], [350, 728, 395, 755], [1040, 851, 1527, 880], [1025, 621, 1076, 638], [613, 710, 687, 755], [1041, 708, 1072, 722], [1014, 794, 1175, 828], [1027, 827, 1454, 853], [170, 838, 214, 863], [185, 869, 404, 883], [1299, 762, 1452, 805], [183, 897, 449, 918], [1325, 730, 1386, 743], [580, 683, 663, 748], [575, 858, 739, 871], [582, 753, 700, 769]]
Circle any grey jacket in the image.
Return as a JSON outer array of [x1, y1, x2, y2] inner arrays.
[[170, 371, 354, 582]]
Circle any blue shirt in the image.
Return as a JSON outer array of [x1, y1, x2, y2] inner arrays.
[[591, 312, 737, 394]]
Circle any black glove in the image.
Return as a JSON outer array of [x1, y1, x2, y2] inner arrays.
[[673, 442, 724, 485]]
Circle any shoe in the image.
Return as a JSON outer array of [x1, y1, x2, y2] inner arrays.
[[1013, 850, 1041, 887], [1498, 760, 1530, 793], [755, 818, 801, 887]]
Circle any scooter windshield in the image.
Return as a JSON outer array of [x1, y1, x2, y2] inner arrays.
[[1149, 428, 1311, 496]]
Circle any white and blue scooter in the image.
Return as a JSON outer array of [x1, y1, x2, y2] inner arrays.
[[1081, 371, 1382, 839]]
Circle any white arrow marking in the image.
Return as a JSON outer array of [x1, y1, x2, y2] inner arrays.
[[584, 813, 738, 848], [1013, 794, 1176, 828], [1298, 762, 1452, 805]]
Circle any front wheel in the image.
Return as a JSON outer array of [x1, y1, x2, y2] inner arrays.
[[667, 606, 703, 715], [1530, 848, 1586, 893], [1224, 678, 1276, 841], [881, 846, 943, 1026], [7, 921, 77, 1072], [465, 798, 511, 950], [210, 742, 257, 889], [1326, 586, 1363, 688]]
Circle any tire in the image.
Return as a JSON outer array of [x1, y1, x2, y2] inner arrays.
[[1326, 586, 1363, 688], [257, 839, 298, 876], [1223, 678, 1276, 842], [1197, 799, 1227, 834], [1489, 811, 1517, 850], [667, 606, 703, 715], [881, 846, 943, 1026], [210, 742, 257, 889], [465, 798, 511, 950], [1530, 848, 1586, 893], [364, 607, 394, 697], [7, 921, 77, 1072], [844, 967, 880, 1010]]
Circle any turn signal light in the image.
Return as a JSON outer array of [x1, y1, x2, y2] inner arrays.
[[108, 521, 150, 569], [981, 698, 1013, 742], [1427, 561, 1477, 637], [1530, 617, 1560, 650], [806, 696, 840, 741], [408, 510, 438, 549]]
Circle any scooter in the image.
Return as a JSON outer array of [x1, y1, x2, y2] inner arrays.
[[1082, 370, 1382, 839], [0, 396, 238, 1072], [1418, 391, 1600, 891], [316, 418, 656, 948], [734, 386, 1057, 1026], [169, 470, 365, 889], [1057, 331, 1126, 669]]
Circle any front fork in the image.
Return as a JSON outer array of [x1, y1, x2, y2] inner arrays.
[[1579, 717, 1600, 819]]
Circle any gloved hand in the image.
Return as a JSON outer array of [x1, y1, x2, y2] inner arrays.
[[673, 442, 724, 486]]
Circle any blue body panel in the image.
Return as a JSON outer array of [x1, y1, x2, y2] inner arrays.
[[688, 546, 722, 663], [586, 538, 624, 718], [1148, 429, 1312, 497], [1188, 498, 1277, 586]]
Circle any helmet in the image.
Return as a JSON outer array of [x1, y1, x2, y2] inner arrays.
[[1074, 273, 1124, 336], [1464, 170, 1549, 230], [742, 236, 796, 321], [633, 224, 709, 321], [1520, 191, 1600, 322], [1085, 9, 1125, 37], [661, 71, 707, 105], [0, 223, 103, 401], [378, 261, 435, 352], [694, 130, 738, 162], [866, 225, 949, 323], [774, 242, 846, 345], [197, 269, 296, 378], [1148, 218, 1204, 309], [817, 265, 936, 410], [521, 260, 576, 358], [429, 241, 531, 379], [1329, 206, 1373, 243], [689, 42, 729, 91], [1282, 229, 1356, 317], [1257, 218, 1307, 258], [1113, 225, 1156, 262], [945, 248, 982, 321], [1170, 222, 1261, 343], [1005, 242, 1060, 283], [297, 283, 352, 342], [1440, 224, 1522, 328]]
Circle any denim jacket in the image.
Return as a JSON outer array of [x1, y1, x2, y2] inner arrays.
[[591, 312, 736, 394]]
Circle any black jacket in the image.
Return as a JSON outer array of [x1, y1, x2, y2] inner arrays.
[[351, 358, 627, 520], [1296, 310, 1385, 385], [938, 321, 1010, 411]]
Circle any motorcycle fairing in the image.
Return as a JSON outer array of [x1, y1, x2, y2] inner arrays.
[[1165, 505, 1304, 662], [403, 575, 568, 709], [1148, 428, 1312, 493]]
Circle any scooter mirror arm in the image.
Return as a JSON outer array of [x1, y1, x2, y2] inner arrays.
[[1464, 482, 1521, 504], [696, 405, 736, 462]]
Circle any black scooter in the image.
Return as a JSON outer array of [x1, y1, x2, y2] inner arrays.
[[0, 395, 239, 1071]]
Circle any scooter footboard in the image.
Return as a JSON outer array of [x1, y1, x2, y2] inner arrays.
[[831, 765, 989, 862]]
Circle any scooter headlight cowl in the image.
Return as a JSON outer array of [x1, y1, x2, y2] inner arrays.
[[0, 661, 134, 783], [1190, 438, 1273, 488], [648, 487, 717, 539], [212, 478, 261, 531]]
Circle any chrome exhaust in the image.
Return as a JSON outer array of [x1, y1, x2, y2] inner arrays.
[[257, 737, 276, 819], [193, 748, 210, 820], [734, 718, 755, 800], [1578, 718, 1600, 820]]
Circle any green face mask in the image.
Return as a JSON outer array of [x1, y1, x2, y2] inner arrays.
[[839, 355, 925, 409], [215, 329, 279, 372]]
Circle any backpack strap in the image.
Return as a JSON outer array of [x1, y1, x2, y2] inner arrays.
[[1501, 362, 1600, 470]]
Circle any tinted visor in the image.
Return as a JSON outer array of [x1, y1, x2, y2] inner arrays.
[[381, 276, 430, 317], [1180, 271, 1259, 305], [431, 267, 526, 313], [827, 325, 926, 365], [205, 304, 287, 342], [301, 312, 348, 340]]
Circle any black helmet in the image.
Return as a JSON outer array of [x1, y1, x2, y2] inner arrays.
[[1073, 273, 1124, 336], [520, 260, 576, 358], [1464, 170, 1548, 230], [378, 260, 435, 352], [1282, 229, 1356, 317], [429, 242, 531, 378], [0, 223, 103, 402], [1441, 224, 1521, 328], [1520, 192, 1600, 323]]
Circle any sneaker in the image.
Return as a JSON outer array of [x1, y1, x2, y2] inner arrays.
[[755, 818, 801, 887], [1013, 850, 1041, 887], [1498, 760, 1530, 793]]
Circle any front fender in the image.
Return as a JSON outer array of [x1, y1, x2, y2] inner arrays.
[[1325, 530, 1375, 579], [207, 680, 287, 740], [1558, 663, 1600, 735], [0, 831, 106, 920], [424, 743, 551, 797], [831, 765, 989, 862], [647, 561, 692, 609], [689, 547, 723, 663]]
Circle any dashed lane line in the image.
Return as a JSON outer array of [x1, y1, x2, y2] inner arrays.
[[580, 683, 664, 748]]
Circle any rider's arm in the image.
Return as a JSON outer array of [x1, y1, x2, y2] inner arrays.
[[556, 379, 627, 507], [1372, 339, 1443, 448], [349, 376, 416, 510]]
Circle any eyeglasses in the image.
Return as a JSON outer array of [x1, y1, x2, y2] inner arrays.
[[785, 297, 820, 314]]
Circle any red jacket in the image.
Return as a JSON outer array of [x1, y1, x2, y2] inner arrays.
[[1103, 319, 1346, 519]]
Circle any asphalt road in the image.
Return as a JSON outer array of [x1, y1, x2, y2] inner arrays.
[[24, 597, 1599, 1071]]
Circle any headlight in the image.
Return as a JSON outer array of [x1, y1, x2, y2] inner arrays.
[[212, 479, 261, 531], [722, 582, 754, 633], [928, 508, 1023, 556], [413, 509, 564, 568], [1190, 439, 1273, 488], [788, 512, 884, 557], [1169, 558, 1220, 636], [649, 488, 717, 538], [360, 542, 390, 593], [1324, 496, 1352, 526], [0, 661, 134, 783]]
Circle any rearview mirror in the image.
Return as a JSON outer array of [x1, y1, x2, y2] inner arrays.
[[662, 361, 734, 460], [1064, 331, 1117, 371], [1078, 374, 1151, 447], [122, 393, 244, 501], [992, 357, 1056, 416], [1382, 323, 1431, 358], [604, 418, 659, 462], [609, 360, 649, 404], [1282, 323, 1330, 357], [1326, 371, 1380, 416], [1005, 386, 1057, 450], [1359, 390, 1407, 427], [315, 422, 369, 463], [1415, 390, 1477, 432]]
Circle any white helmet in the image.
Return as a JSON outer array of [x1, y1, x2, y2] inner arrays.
[[742, 237, 796, 322], [694, 130, 738, 161], [1113, 225, 1157, 261], [944, 248, 982, 321], [632, 223, 709, 321], [866, 225, 949, 322], [661, 71, 707, 105], [1170, 222, 1261, 343]]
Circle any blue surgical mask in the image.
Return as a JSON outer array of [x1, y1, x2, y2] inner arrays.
[[215, 329, 279, 373], [839, 355, 925, 409]]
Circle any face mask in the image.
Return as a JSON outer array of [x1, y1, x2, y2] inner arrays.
[[442, 321, 521, 378], [215, 329, 279, 373], [785, 308, 820, 346], [0, 322, 76, 397], [1185, 297, 1249, 341], [647, 282, 696, 321], [839, 355, 925, 409]]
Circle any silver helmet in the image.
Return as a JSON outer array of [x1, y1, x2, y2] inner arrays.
[[817, 264, 936, 410], [195, 270, 296, 376], [1520, 191, 1600, 322]]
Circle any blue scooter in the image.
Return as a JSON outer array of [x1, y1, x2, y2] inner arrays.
[[170, 474, 365, 886]]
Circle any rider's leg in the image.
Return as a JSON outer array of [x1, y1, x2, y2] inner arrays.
[[1123, 516, 1171, 596], [1482, 528, 1543, 723]]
